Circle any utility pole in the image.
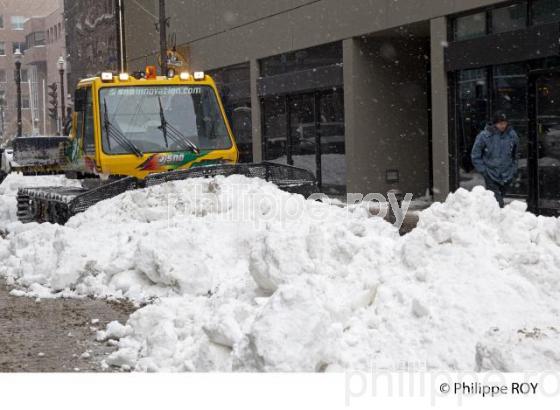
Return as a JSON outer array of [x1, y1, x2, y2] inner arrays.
[[159, 0, 168, 76], [115, 0, 127, 72], [0, 106, 4, 138], [14, 49, 23, 138], [58, 56, 66, 135], [48, 82, 58, 133]]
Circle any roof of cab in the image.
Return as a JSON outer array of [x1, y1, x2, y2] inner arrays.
[[77, 74, 215, 88]]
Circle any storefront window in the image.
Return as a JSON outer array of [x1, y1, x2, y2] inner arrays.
[[317, 90, 346, 193], [532, 0, 560, 25], [263, 96, 287, 161], [263, 90, 346, 194], [493, 64, 527, 122], [457, 68, 489, 189], [454, 12, 487, 41], [536, 72, 560, 208], [260, 42, 342, 78], [493, 63, 528, 196], [492, 2, 527, 34]]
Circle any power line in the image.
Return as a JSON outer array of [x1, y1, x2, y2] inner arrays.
[[129, 0, 157, 20]]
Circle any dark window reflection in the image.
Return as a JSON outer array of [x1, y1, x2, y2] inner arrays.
[[263, 96, 288, 161], [532, 0, 560, 25], [317, 90, 346, 193], [457, 64, 529, 198], [454, 12, 487, 41], [457, 68, 489, 190], [493, 63, 528, 197], [536, 74, 560, 206], [492, 2, 527, 34], [263, 90, 346, 194], [260, 42, 342, 78]]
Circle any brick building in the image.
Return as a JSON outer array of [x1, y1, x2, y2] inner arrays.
[[0, 0, 63, 140]]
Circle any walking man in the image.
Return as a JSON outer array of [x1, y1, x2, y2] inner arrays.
[[471, 111, 519, 208]]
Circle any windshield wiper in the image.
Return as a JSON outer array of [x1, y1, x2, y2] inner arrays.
[[157, 96, 201, 154], [103, 98, 143, 158]]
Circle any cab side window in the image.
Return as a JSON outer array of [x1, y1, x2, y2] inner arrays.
[[74, 104, 85, 144], [84, 88, 95, 154]]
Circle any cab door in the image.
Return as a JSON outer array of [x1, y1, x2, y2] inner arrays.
[[67, 86, 97, 175]]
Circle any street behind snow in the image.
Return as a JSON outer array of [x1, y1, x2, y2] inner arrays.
[[0, 280, 134, 372]]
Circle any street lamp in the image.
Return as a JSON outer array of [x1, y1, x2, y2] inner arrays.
[[57, 56, 66, 135], [14, 48, 23, 138]]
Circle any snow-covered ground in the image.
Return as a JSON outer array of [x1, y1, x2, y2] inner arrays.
[[0, 173, 559, 372], [0, 173, 82, 232]]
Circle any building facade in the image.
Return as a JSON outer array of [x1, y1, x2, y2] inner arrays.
[[64, 0, 119, 98], [122, 0, 560, 214], [0, 0, 64, 140]]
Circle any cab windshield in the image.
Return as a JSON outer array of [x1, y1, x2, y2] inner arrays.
[[99, 85, 232, 154]]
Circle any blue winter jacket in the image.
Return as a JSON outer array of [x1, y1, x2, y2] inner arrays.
[[471, 125, 519, 184]]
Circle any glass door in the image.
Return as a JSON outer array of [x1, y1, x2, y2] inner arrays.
[[263, 90, 346, 194], [533, 71, 560, 214]]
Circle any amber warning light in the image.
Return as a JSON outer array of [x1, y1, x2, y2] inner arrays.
[[145, 66, 158, 79]]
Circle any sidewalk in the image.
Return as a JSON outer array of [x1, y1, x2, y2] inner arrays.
[[0, 281, 135, 372]]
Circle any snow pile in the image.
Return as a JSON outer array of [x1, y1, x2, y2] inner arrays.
[[0, 173, 559, 372], [0, 173, 81, 231], [348, 188, 560, 371], [0, 175, 395, 302], [475, 327, 560, 371]]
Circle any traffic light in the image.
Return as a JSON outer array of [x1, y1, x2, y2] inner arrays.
[[48, 82, 58, 120]]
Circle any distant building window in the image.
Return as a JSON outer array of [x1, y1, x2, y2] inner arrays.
[[22, 96, 30, 109], [492, 2, 527, 34], [11, 16, 27, 30], [0, 70, 5, 82], [454, 12, 487, 40], [532, 0, 560, 25], [26, 31, 46, 48], [0, 41, 5, 56], [0, 90, 6, 107], [0, 15, 4, 29], [20, 69, 28, 83], [12, 42, 26, 54]]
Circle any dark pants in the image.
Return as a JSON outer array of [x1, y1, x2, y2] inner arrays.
[[484, 176, 510, 208]]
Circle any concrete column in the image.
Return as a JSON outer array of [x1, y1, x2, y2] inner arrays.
[[343, 36, 431, 197], [250, 59, 262, 163], [430, 17, 451, 201], [343, 38, 364, 194]]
